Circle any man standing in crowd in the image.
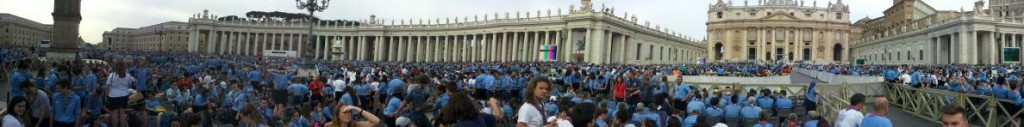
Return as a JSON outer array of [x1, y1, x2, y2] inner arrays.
[[836, 93, 865, 127], [940, 104, 968, 127], [860, 98, 892, 127]]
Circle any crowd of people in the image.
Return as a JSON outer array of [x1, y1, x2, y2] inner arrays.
[[0, 45, 836, 127], [800, 63, 1024, 127]]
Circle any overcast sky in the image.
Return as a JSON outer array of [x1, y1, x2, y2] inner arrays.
[[0, 0, 979, 44]]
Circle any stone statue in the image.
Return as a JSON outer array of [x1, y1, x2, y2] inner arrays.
[[537, 10, 541, 17], [370, 15, 377, 24], [494, 12, 499, 19], [391, 20, 395, 25], [745, 0, 748, 6], [527, 11, 531, 18], [517, 11, 521, 19], [446, 18, 450, 24], [464, 16, 468, 22], [505, 12, 510, 19], [203, 9, 209, 19], [484, 15, 488, 20], [419, 19, 423, 25], [601, 3, 605, 11], [610, 8, 614, 14], [974, 1, 985, 15], [631, 16, 637, 23], [625, 12, 629, 18], [645, 21, 650, 27], [436, 18, 440, 24], [401, 19, 405, 25], [569, 5, 575, 12], [581, 0, 592, 11], [547, 9, 552, 16], [558, 8, 562, 15], [474, 15, 478, 21]]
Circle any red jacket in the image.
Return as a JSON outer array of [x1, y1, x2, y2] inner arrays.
[[310, 80, 324, 95], [614, 81, 627, 99]]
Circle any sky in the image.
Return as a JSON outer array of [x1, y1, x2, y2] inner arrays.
[[0, 0, 980, 44]]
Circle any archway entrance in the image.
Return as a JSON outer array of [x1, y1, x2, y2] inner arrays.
[[833, 44, 844, 61], [714, 43, 724, 61]]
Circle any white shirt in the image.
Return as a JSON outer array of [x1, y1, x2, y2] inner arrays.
[[835, 108, 864, 127], [3, 114, 23, 127], [347, 71, 357, 82], [107, 73, 136, 97], [899, 74, 911, 85], [332, 79, 346, 92], [517, 103, 545, 127]]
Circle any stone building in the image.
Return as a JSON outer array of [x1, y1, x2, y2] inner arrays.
[[101, 21, 189, 52], [178, 2, 705, 64], [991, 0, 1024, 20], [0, 13, 53, 47], [705, 0, 853, 63], [851, 0, 1022, 65]]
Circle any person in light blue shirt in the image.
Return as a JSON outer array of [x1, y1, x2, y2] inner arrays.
[[135, 65, 152, 91], [723, 95, 743, 120], [741, 97, 763, 120], [387, 77, 405, 98], [774, 90, 794, 112], [9, 62, 28, 97], [752, 112, 774, 127], [51, 81, 81, 126], [288, 108, 311, 127], [686, 94, 706, 115], [682, 110, 700, 127], [288, 80, 310, 105], [248, 69, 261, 85], [860, 98, 893, 127], [383, 90, 404, 127], [757, 91, 774, 111], [272, 70, 294, 90], [339, 86, 356, 106], [704, 98, 724, 122], [806, 82, 818, 114]]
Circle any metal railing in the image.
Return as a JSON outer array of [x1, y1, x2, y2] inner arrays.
[[884, 83, 1023, 127]]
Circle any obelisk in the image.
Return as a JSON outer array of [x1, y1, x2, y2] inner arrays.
[[48, 0, 83, 60]]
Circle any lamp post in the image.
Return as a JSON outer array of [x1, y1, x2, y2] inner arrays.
[[296, 0, 330, 68]]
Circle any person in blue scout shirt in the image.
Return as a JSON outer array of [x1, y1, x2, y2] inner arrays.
[[682, 109, 700, 127], [9, 61, 29, 98], [723, 95, 742, 121], [500, 72, 513, 100], [382, 87, 405, 127], [741, 97, 763, 120], [287, 78, 310, 105], [248, 68, 261, 87], [51, 80, 80, 127], [270, 68, 294, 108], [774, 90, 794, 123], [135, 62, 153, 92], [686, 92, 706, 115], [860, 98, 893, 127], [756, 89, 774, 111], [806, 82, 819, 114]]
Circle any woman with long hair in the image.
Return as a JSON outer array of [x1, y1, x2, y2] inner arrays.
[[517, 77, 552, 127], [613, 76, 627, 102], [106, 62, 136, 127], [237, 103, 268, 127], [2, 96, 28, 127], [324, 105, 380, 127]]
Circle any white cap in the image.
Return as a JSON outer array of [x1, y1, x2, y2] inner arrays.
[[396, 117, 411, 126]]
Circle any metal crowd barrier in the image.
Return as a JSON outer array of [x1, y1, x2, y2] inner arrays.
[[884, 83, 1023, 127]]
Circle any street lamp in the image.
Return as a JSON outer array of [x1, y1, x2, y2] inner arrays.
[[296, 0, 330, 67]]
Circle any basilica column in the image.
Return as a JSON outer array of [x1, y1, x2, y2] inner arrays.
[[418, 36, 425, 62]]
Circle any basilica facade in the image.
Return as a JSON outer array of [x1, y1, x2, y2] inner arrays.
[[706, 0, 854, 63]]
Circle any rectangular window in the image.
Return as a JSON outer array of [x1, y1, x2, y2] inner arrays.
[[717, 12, 723, 19], [919, 50, 924, 60], [836, 13, 842, 19], [775, 30, 784, 40], [649, 45, 654, 60], [747, 29, 757, 40], [907, 51, 911, 60], [636, 44, 642, 60]]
